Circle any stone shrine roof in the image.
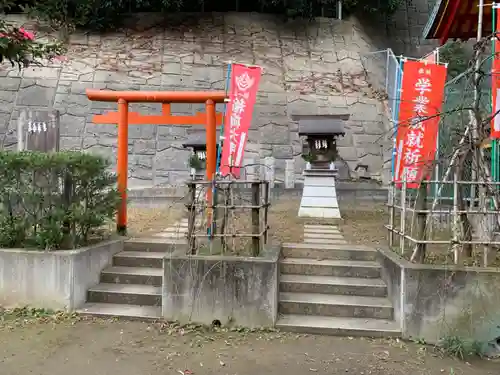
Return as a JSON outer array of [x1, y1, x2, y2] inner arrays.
[[293, 114, 349, 136], [182, 129, 219, 149], [182, 131, 206, 149]]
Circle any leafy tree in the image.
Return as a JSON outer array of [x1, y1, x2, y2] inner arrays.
[[0, 1, 64, 68], [439, 41, 470, 79]]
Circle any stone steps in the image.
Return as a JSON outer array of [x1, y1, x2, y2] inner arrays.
[[76, 302, 161, 321], [278, 224, 399, 337], [304, 227, 342, 235], [87, 283, 161, 306], [276, 315, 400, 337], [304, 232, 344, 240], [101, 266, 163, 286], [280, 258, 381, 278], [124, 239, 184, 252], [303, 237, 348, 244], [280, 274, 387, 297], [113, 251, 165, 268], [279, 292, 393, 319], [77, 236, 180, 320], [282, 243, 376, 261]]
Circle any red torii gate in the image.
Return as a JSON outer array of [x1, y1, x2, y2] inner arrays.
[[86, 89, 227, 234]]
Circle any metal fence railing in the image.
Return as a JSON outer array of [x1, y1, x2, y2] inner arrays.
[[360, 48, 402, 122]]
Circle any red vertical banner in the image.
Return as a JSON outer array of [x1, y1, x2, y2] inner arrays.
[[220, 64, 262, 178], [492, 7, 500, 139], [395, 60, 447, 188], [420, 50, 437, 63]]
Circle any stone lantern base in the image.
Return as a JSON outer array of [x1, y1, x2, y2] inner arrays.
[[298, 166, 341, 219]]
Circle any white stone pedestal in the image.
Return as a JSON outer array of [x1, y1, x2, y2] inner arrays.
[[298, 168, 341, 219]]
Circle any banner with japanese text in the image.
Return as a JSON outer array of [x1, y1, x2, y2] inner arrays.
[[492, 6, 500, 139], [420, 49, 438, 64], [394, 60, 447, 188], [219, 63, 262, 178]]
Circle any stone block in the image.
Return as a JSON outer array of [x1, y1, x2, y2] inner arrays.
[[17, 80, 57, 107], [162, 247, 279, 327], [377, 248, 500, 348], [0, 240, 123, 310]]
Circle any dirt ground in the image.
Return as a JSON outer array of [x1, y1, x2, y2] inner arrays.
[[116, 195, 500, 266], [0, 318, 498, 375], [107, 202, 185, 238]]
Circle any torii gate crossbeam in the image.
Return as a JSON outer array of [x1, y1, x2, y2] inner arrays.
[[86, 89, 227, 234]]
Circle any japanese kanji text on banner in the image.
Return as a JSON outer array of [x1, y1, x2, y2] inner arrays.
[[220, 63, 262, 178], [395, 60, 447, 188]]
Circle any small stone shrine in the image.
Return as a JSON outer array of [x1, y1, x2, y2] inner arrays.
[[294, 114, 348, 219], [182, 131, 210, 204]]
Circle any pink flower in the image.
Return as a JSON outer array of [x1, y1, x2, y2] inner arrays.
[[19, 28, 34, 41]]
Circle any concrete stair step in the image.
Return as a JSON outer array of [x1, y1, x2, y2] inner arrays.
[[76, 302, 161, 321], [304, 233, 344, 240], [88, 283, 161, 306], [113, 251, 165, 268], [156, 232, 187, 240], [280, 258, 381, 278], [162, 227, 187, 233], [280, 274, 387, 297], [303, 238, 348, 244], [304, 225, 339, 230], [276, 315, 400, 337], [279, 292, 393, 319], [124, 239, 185, 252], [304, 228, 341, 235], [100, 266, 163, 286], [282, 243, 376, 261]]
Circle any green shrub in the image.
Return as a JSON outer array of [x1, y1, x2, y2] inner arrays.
[[0, 151, 120, 250], [19, 0, 404, 31]]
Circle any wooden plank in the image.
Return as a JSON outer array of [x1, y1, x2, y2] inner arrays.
[[22, 109, 60, 152]]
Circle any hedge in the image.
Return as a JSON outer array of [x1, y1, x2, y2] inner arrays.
[[0, 151, 120, 250]]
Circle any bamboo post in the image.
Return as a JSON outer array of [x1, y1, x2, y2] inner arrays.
[[413, 182, 428, 263], [187, 181, 197, 255], [263, 181, 269, 244], [251, 181, 261, 256], [400, 170, 407, 255], [452, 170, 460, 264], [388, 181, 395, 247], [210, 179, 218, 254]]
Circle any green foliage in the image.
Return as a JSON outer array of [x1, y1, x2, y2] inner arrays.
[[0, 1, 65, 68], [439, 41, 470, 79], [19, 0, 404, 31], [0, 151, 120, 250], [439, 335, 487, 360], [342, 0, 404, 15], [188, 153, 203, 170], [301, 152, 317, 163]]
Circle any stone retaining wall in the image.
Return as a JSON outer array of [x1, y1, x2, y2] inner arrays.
[[0, 239, 123, 310], [377, 248, 500, 347], [0, 13, 392, 188]]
